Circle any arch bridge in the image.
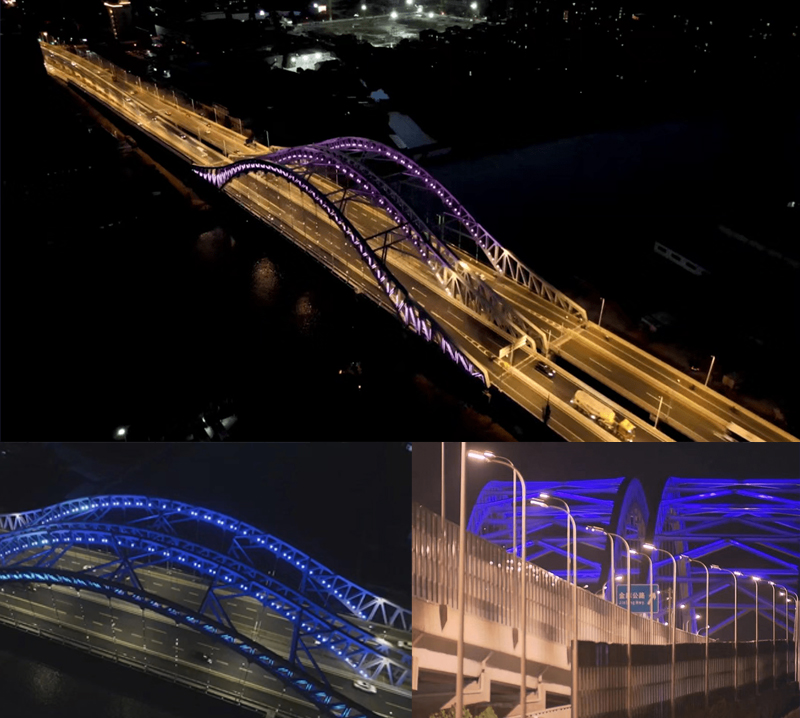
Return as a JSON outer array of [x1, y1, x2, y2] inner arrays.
[[193, 138, 587, 388], [0, 496, 412, 718]]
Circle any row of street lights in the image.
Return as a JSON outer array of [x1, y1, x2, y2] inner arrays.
[[449, 446, 797, 718]]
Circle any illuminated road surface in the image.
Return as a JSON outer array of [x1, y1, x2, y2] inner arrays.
[[39, 43, 797, 443]]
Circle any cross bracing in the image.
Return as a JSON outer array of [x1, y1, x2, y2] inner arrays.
[[0, 567, 380, 718], [192, 159, 488, 385]]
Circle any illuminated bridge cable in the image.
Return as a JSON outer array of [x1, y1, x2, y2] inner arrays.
[[314, 137, 587, 322], [191, 159, 489, 386], [0, 567, 380, 718]]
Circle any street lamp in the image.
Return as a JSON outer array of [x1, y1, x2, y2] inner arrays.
[[598, 297, 605, 329], [710, 565, 740, 699], [654, 395, 664, 430], [539, 493, 576, 585], [468, 450, 529, 718], [630, 549, 654, 621], [752, 575, 761, 693], [681, 555, 710, 708], [788, 591, 799, 683], [589, 526, 631, 718], [769, 581, 778, 687], [774, 584, 792, 684], [645, 543, 676, 718], [534, 497, 578, 718], [705, 354, 715, 386]]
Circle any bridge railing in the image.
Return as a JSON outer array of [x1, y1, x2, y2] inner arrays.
[[414, 505, 706, 647]]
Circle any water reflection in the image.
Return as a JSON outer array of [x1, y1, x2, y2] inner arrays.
[[294, 293, 318, 335], [29, 662, 63, 706], [194, 228, 232, 262], [251, 258, 281, 306]]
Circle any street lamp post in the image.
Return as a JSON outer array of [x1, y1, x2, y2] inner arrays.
[[711, 565, 740, 699], [589, 527, 631, 718], [468, 451, 528, 718], [705, 355, 715, 386], [534, 497, 579, 718], [681, 556, 710, 708], [788, 591, 799, 683], [753, 576, 761, 694], [598, 297, 605, 329], [630, 549, 654, 621], [539, 493, 576, 586], [769, 582, 777, 687], [654, 395, 664, 430], [440, 443, 445, 519], [644, 544, 677, 718], [456, 444, 468, 718], [775, 585, 791, 683]]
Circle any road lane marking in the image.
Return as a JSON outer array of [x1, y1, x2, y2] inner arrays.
[[588, 357, 610, 371]]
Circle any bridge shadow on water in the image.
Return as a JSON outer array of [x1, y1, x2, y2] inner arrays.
[[0, 622, 257, 718]]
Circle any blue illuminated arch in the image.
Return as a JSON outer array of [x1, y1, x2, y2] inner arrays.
[[467, 478, 649, 587], [3, 495, 411, 631], [1, 496, 414, 689], [0, 567, 379, 718], [651, 478, 800, 637]]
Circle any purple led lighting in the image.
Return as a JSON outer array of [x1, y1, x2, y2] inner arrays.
[[315, 137, 587, 321], [192, 158, 487, 386]]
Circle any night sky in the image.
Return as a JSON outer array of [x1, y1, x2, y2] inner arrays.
[[412, 442, 800, 524], [0, 443, 411, 600]]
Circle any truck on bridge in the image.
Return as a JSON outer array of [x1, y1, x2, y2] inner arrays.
[[571, 389, 635, 441]]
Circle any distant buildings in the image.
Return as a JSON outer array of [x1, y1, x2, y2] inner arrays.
[[105, 0, 133, 40]]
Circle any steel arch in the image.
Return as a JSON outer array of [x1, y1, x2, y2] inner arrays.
[[264, 145, 549, 353], [0, 520, 409, 685], [312, 137, 588, 323], [2, 495, 410, 631], [0, 567, 379, 718], [651, 478, 800, 637], [192, 158, 488, 385], [466, 477, 649, 586]]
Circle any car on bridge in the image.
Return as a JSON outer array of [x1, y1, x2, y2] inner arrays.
[[195, 651, 213, 664], [397, 640, 412, 650], [353, 679, 377, 694], [535, 361, 556, 378]]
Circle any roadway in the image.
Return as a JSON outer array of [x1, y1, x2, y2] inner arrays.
[[39, 41, 797, 443], [0, 542, 411, 718]]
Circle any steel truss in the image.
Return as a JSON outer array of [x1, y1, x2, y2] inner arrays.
[[0, 567, 378, 718], [1, 495, 410, 631], [313, 137, 587, 323], [651, 479, 800, 638], [267, 145, 549, 354], [467, 478, 649, 586], [192, 159, 488, 385], [0, 496, 413, 689]]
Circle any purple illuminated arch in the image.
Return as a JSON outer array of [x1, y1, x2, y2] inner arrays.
[[311, 137, 587, 321], [266, 145, 458, 276], [192, 159, 488, 385]]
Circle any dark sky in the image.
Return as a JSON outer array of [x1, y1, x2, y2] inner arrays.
[[412, 442, 800, 524], [0, 443, 411, 600]]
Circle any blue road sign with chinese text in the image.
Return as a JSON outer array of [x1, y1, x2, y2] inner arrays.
[[616, 584, 659, 613]]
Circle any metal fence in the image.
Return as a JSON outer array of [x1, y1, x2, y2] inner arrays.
[[413, 504, 705, 647], [577, 640, 795, 718]]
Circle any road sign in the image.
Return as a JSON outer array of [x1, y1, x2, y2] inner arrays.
[[616, 584, 659, 613]]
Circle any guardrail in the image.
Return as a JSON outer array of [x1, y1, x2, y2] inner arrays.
[[0, 611, 312, 718], [413, 504, 706, 647]]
